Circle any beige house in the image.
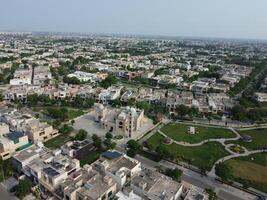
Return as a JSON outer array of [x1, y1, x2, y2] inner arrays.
[[94, 104, 145, 138], [25, 119, 58, 142], [0, 123, 30, 160]]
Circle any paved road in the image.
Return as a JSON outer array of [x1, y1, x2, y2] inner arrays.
[[0, 183, 18, 200], [159, 160, 258, 200]]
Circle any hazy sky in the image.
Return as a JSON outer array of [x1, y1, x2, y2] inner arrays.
[[1, 0, 267, 39]]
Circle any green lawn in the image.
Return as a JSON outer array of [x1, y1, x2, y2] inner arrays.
[[226, 128, 267, 150], [44, 134, 72, 149], [80, 151, 102, 166], [160, 123, 235, 143], [67, 109, 85, 119], [146, 132, 230, 171], [223, 153, 267, 193]]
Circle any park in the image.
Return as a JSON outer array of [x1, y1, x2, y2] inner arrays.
[[144, 122, 267, 192]]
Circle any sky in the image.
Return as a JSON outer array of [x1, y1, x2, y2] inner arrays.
[[1, 0, 267, 40]]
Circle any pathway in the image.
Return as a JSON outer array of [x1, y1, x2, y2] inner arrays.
[[158, 125, 267, 178], [208, 149, 267, 177], [158, 127, 240, 147]]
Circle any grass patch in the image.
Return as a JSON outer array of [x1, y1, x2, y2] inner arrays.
[[67, 109, 84, 119], [226, 128, 267, 150], [223, 153, 267, 193], [146, 132, 230, 171], [80, 151, 101, 166], [0, 159, 13, 182], [44, 134, 72, 149], [161, 123, 235, 143]]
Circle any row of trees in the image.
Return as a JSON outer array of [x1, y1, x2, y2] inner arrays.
[[231, 105, 267, 122], [24, 94, 95, 109]]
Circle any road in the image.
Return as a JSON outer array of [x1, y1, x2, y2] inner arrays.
[[0, 183, 18, 200]]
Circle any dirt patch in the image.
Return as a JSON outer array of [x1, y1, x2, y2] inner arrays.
[[229, 160, 267, 184]]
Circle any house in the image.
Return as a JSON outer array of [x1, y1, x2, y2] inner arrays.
[[98, 86, 123, 105], [10, 67, 32, 86], [92, 151, 141, 190], [0, 123, 30, 160], [24, 118, 58, 142], [254, 92, 267, 102], [131, 169, 183, 200], [33, 66, 52, 85], [94, 104, 145, 138], [61, 139, 95, 160]]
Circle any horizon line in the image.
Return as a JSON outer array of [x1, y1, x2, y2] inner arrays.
[[1, 29, 267, 43]]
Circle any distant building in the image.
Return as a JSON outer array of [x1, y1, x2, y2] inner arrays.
[[254, 92, 267, 102]]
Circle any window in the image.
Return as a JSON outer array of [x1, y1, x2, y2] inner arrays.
[[3, 153, 9, 157]]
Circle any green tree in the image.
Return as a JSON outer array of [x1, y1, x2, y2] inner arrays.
[[164, 168, 182, 181], [105, 132, 113, 139], [215, 163, 232, 181], [205, 188, 218, 200], [16, 179, 32, 199], [103, 138, 116, 150], [99, 75, 118, 89], [136, 101, 151, 114], [231, 105, 247, 121], [59, 124, 73, 135], [126, 140, 142, 158], [155, 145, 171, 160], [176, 105, 190, 117], [75, 129, 87, 141], [92, 134, 102, 150]]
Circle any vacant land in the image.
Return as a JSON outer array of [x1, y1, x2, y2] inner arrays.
[[67, 109, 85, 119], [80, 151, 102, 166], [223, 153, 267, 193], [44, 134, 72, 149], [160, 122, 235, 143], [226, 128, 267, 150], [146, 132, 230, 171]]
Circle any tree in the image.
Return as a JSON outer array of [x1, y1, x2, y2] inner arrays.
[[126, 140, 142, 158], [164, 168, 182, 181], [63, 76, 81, 85], [205, 188, 218, 200], [46, 107, 68, 121], [92, 134, 102, 150], [71, 119, 75, 125], [231, 105, 247, 121], [155, 145, 171, 160], [99, 75, 118, 89], [111, 99, 122, 107], [215, 163, 232, 181], [105, 132, 113, 139], [176, 105, 190, 117], [75, 129, 87, 141], [127, 98, 136, 106], [136, 101, 151, 114], [16, 179, 32, 199], [103, 138, 116, 150], [59, 124, 73, 135]]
